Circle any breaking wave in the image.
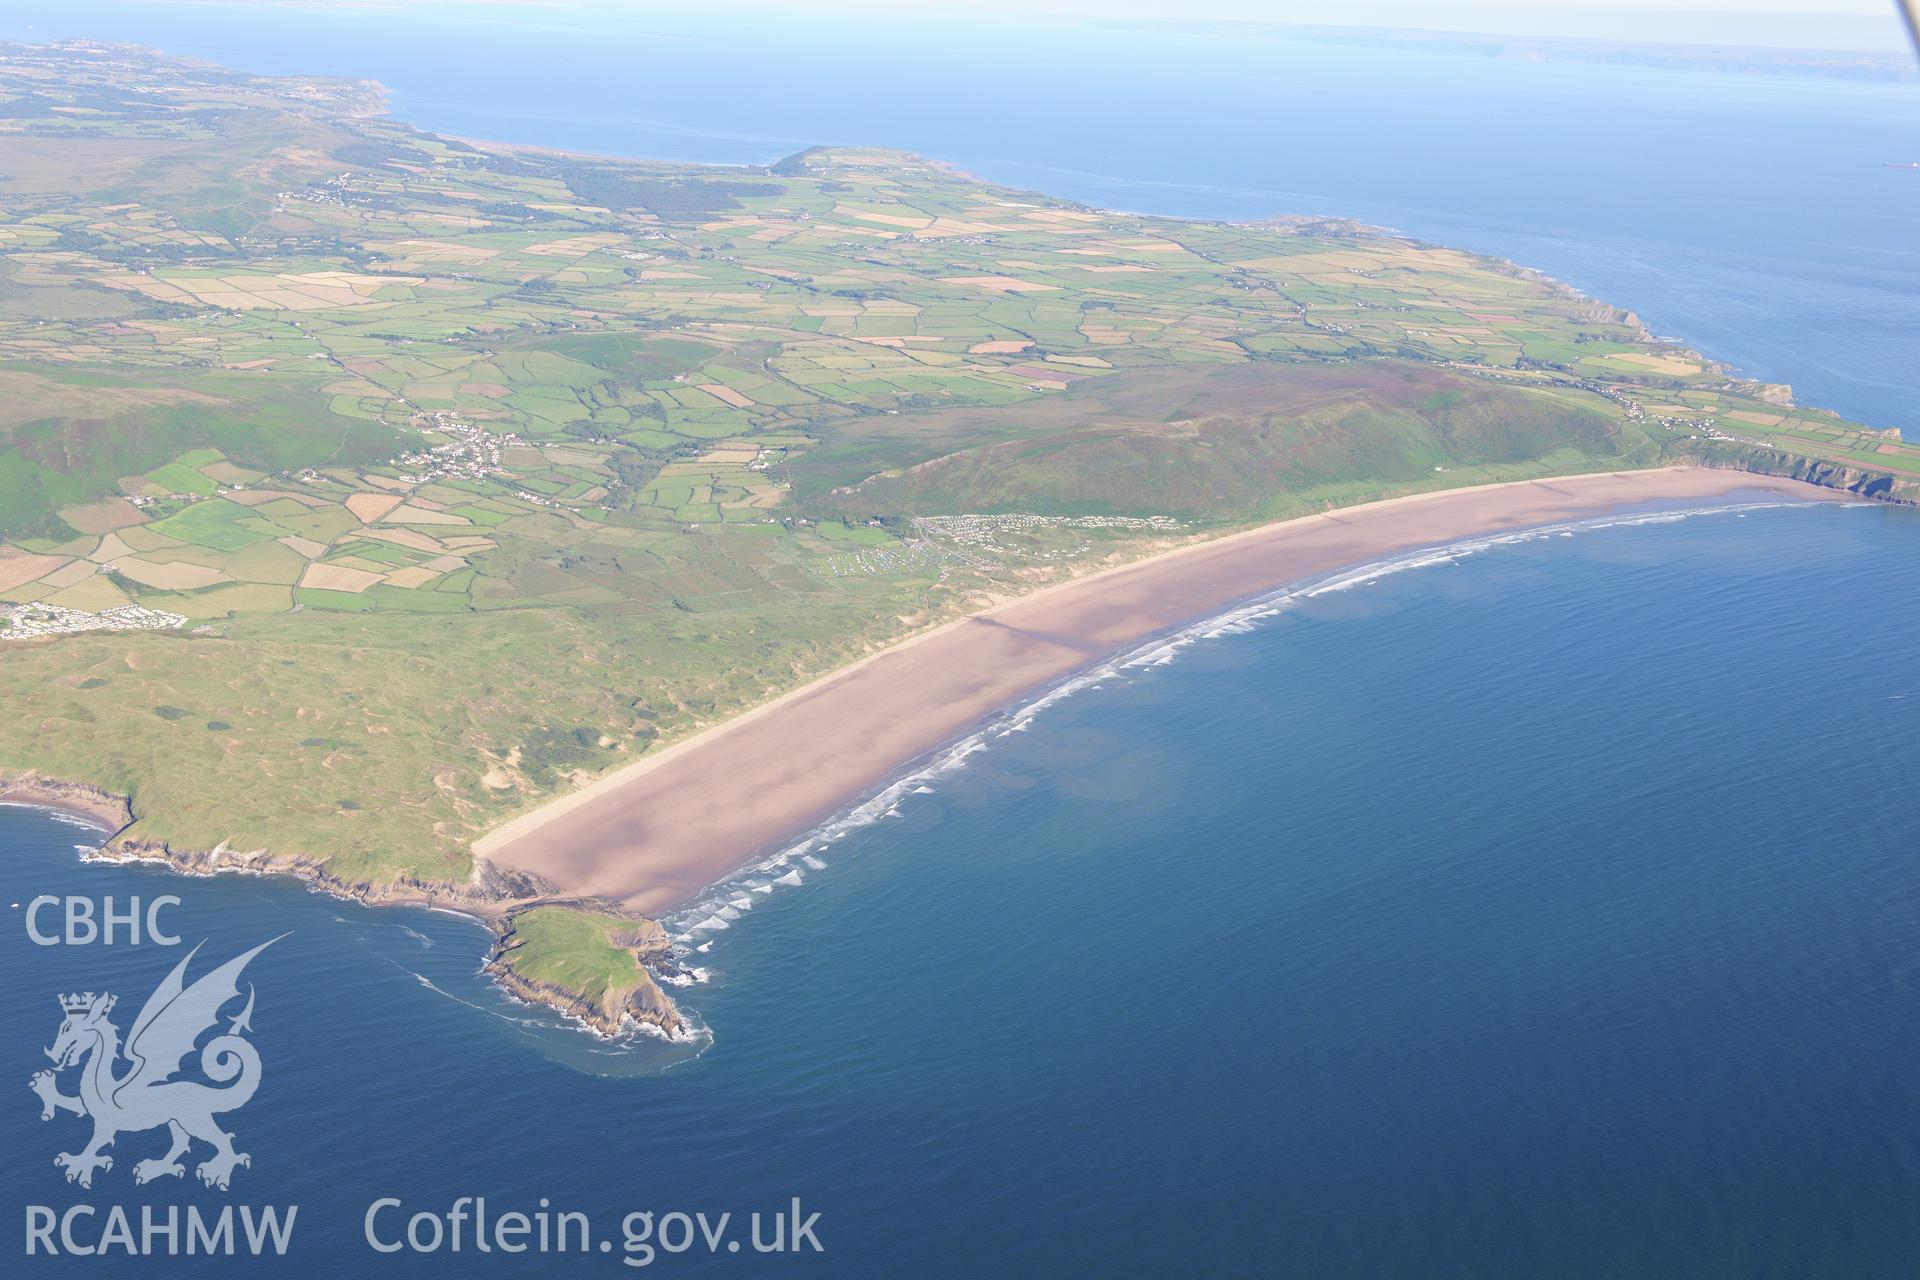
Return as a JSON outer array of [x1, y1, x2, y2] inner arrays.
[[665, 499, 1820, 945], [0, 802, 114, 834]]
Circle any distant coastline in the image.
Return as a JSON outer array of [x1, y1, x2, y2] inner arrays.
[[1100, 23, 1920, 85]]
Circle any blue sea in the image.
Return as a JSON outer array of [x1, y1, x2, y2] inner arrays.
[[7, 498, 1920, 1275], [3, 1, 1917, 434], [4, 6, 1920, 1275]]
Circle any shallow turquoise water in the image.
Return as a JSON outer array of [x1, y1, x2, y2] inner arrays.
[[6, 497, 1920, 1275]]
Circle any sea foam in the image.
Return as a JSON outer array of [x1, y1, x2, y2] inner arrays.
[[664, 498, 1818, 947]]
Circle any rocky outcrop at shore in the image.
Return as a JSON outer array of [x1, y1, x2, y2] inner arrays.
[[83, 836, 553, 914], [487, 963, 686, 1041], [100, 830, 688, 1039], [1684, 440, 1920, 505], [2, 768, 678, 1042], [485, 905, 687, 1039]]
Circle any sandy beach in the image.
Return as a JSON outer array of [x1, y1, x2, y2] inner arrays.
[[0, 773, 133, 835], [476, 467, 1840, 915]]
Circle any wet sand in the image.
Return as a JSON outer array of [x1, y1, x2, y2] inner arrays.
[[475, 468, 1840, 916], [0, 774, 132, 835]]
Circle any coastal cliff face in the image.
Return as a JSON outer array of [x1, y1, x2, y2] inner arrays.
[[485, 906, 687, 1040], [1683, 441, 1920, 505], [83, 835, 553, 912], [486, 964, 685, 1041], [1, 767, 550, 910], [1, 768, 679, 1040], [98, 831, 690, 1039]]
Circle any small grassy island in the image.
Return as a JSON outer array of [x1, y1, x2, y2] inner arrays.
[[2, 42, 1913, 1036], [487, 906, 683, 1038]]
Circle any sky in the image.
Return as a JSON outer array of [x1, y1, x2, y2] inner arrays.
[[153, 1, 1917, 54], [695, 0, 1912, 52]]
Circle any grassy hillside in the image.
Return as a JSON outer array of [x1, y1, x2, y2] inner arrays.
[[0, 365, 403, 537], [799, 362, 1646, 522], [3, 43, 1916, 1015], [487, 906, 683, 1036]]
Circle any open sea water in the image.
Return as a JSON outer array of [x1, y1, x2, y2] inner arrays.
[[5, 498, 1920, 1276], [1, 5, 1918, 1275]]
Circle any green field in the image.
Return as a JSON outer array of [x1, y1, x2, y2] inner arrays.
[[2, 43, 1914, 1025], [488, 906, 682, 1036]]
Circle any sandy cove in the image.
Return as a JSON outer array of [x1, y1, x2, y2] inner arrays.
[[475, 467, 1842, 916], [0, 774, 134, 835]]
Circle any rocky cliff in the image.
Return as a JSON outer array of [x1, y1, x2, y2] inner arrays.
[[1681, 440, 1920, 506], [1, 768, 666, 1043], [484, 905, 688, 1040]]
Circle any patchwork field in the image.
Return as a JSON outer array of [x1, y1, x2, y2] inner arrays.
[[3, 42, 1914, 1019]]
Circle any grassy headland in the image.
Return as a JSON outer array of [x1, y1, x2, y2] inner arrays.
[[486, 905, 684, 1038], [1, 42, 1913, 1034]]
